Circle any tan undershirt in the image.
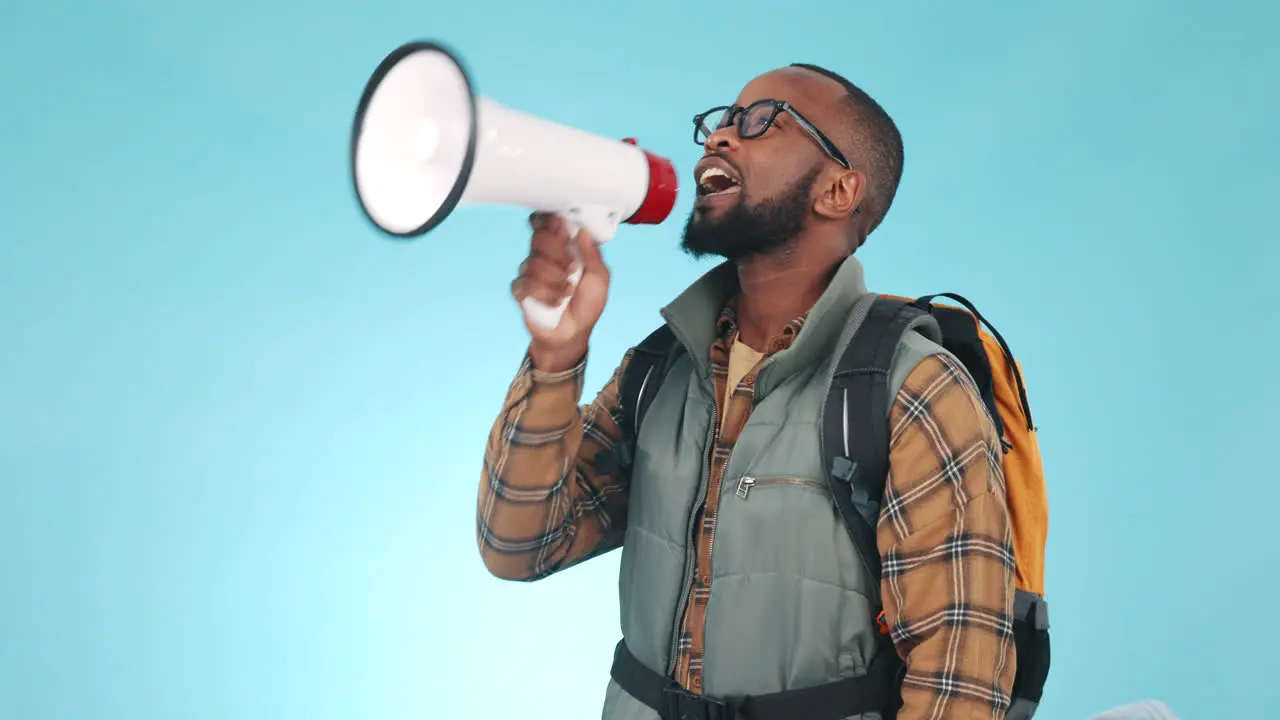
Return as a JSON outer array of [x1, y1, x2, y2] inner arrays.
[[723, 335, 764, 414]]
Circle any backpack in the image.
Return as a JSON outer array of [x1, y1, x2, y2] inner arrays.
[[617, 292, 1051, 720]]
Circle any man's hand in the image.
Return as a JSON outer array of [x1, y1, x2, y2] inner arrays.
[[511, 212, 610, 372]]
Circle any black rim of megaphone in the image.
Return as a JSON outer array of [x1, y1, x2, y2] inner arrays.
[[349, 40, 479, 240]]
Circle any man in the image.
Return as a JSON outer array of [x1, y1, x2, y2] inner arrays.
[[478, 64, 1018, 720]]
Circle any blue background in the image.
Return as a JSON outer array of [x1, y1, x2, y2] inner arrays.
[[2, 1, 1276, 718]]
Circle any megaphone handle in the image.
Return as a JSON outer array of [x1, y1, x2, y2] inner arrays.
[[520, 206, 620, 331], [520, 233, 582, 331]]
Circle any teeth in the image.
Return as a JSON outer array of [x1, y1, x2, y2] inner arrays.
[[699, 167, 729, 185]]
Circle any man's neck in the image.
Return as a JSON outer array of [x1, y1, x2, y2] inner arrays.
[[734, 249, 844, 350]]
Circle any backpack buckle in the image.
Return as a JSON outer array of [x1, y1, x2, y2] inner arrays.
[[661, 681, 734, 720], [829, 456, 858, 484]]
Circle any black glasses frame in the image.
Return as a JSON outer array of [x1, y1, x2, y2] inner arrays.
[[693, 99, 852, 170]]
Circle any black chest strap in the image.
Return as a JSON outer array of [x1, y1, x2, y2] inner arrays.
[[609, 640, 902, 720]]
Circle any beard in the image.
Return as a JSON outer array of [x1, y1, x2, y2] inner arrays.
[[680, 166, 820, 262]]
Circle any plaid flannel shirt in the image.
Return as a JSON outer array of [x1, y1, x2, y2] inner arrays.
[[477, 303, 1017, 719]]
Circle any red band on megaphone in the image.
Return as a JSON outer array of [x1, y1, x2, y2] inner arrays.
[[623, 142, 679, 226]]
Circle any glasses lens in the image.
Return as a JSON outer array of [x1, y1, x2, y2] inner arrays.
[[740, 101, 777, 138], [695, 107, 735, 143]]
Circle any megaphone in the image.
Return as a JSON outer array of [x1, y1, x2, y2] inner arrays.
[[349, 41, 680, 330]]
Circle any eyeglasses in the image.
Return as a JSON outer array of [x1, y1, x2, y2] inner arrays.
[[693, 99, 852, 171]]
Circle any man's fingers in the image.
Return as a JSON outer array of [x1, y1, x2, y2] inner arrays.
[[531, 236, 576, 269], [513, 276, 572, 305], [575, 230, 606, 275], [528, 212, 555, 231], [523, 254, 574, 286], [514, 254, 575, 305]]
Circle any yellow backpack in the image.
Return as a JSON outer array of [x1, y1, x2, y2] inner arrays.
[[822, 292, 1051, 719]]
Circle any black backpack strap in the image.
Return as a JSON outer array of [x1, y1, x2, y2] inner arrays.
[[913, 292, 1033, 432], [613, 324, 678, 472], [610, 638, 903, 720], [821, 295, 925, 720], [823, 296, 925, 591], [1008, 589, 1051, 719]]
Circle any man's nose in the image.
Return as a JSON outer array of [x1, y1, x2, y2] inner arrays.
[[702, 124, 739, 154]]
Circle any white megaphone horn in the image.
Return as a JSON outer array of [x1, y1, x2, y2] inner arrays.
[[349, 41, 680, 330]]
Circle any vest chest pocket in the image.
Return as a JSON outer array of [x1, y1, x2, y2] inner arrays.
[[733, 475, 830, 501]]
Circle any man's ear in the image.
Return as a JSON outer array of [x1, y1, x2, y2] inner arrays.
[[813, 168, 866, 220]]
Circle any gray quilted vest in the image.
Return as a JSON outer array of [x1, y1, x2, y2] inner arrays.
[[600, 256, 946, 720]]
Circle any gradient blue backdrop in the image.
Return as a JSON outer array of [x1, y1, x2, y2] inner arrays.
[[2, 2, 1276, 718]]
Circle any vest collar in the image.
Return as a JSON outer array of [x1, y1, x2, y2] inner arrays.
[[660, 254, 871, 392]]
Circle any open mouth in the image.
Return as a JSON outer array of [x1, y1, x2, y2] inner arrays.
[[697, 167, 741, 197]]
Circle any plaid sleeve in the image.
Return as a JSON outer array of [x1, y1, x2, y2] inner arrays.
[[879, 352, 1018, 720], [476, 349, 633, 581]]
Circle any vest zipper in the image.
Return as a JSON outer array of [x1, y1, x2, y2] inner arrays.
[[668, 393, 719, 679], [734, 475, 827, 500]]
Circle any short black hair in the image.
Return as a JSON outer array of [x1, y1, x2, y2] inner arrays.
[[790, 63, 904, 235]]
